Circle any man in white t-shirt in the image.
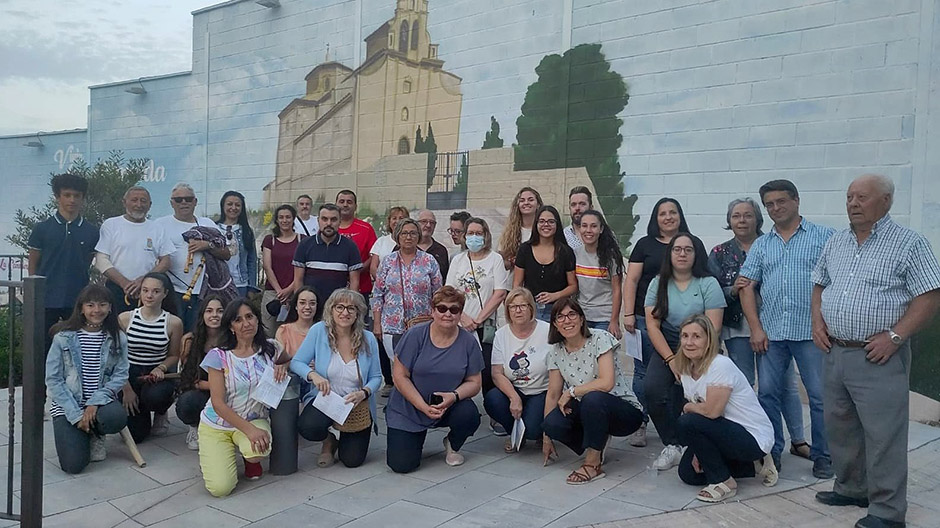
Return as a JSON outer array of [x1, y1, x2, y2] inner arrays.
[[293, 194, 318, 237], [564, 186, 592, 249], [154, 182, 231, 331], [95, 186, 175, 313]]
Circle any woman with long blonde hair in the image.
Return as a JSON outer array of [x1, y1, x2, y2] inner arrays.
[[498, 187, 543, 269]]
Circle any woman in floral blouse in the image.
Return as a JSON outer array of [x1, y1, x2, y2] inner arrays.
[[372, 218, 443, 360]]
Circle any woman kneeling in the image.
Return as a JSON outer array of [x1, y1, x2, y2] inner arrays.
[[542, 298, 643, 485], [198, 299, 287, 497], [675, 314, 777, 503]]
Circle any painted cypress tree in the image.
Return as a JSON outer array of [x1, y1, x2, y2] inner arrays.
[[414, 126, 426, 154], [482, 116, 504, 149]]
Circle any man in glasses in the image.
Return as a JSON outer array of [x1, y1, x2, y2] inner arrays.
[[155, 182, 231, 330], [416, 209, 450, 279], [95, 186, 175, 313], [292, 203, 362, 318], [738, 179, 834, 478]]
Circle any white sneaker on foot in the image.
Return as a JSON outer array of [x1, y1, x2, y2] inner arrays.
[[90, 435, 107, 462], [151, 412, 169, 436], [186, 426, 199, 451], [653, 445, 683, 471], [443, 437, 465, 467], [628, 423, 647, 447]]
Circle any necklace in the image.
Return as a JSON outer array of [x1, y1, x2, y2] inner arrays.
[[84, 322, 103, 330]]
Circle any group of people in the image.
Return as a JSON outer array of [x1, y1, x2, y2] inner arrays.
[[31, 173, 939, 528]]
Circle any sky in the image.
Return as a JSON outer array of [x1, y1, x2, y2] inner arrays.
[[0, 0, 211, 136]]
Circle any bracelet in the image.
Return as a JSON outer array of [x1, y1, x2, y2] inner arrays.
[[664, 354, 676, 364], [362, 389, 370, 400], [623, 313, 634, 317], [156, 364, 168, 372], [452, 390, 460, 402]]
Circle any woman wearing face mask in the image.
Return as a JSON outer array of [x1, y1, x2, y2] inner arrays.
[[261, 204, 304, 337], [513, 205, 577, 322], [46, 285, 129, 474], [177, 295, 225, 450], [218, 191, 258, 297], [118, 272, 183, 443], [575, 210, 624, 339], [446, 217, 510, 434], [498, 187, 543, 270]]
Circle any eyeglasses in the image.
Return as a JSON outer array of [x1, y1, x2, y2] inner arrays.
[[332, 304, 358, 314], [399, 231, 420, 238], [554, 311, 581, 323], [172, 196, 195, 203], [434, 304, 462, 315], [418, 220, 437, 226], [507, 304, 530, 312], [537, 219, 556, 226], [446, 228, 465, 235], [671, 246, 695, 255]]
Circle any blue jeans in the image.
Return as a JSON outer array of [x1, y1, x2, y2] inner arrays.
[[542, 391, 643, 455], [757, 340, 828, 461], [483, 387, 546, 441], [725, 337, 805, 444], [535, 303, 553, 323]]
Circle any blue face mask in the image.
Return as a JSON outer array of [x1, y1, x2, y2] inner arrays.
[[466, 234, 485, 252]]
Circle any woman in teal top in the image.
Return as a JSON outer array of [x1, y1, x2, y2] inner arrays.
[[291, 289, 382, 468], [644, 232, 725, 472]]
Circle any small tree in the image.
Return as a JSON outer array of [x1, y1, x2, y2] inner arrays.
[[425, 123, 439, 190], [6, 151, 147, 251], [414, 126, 426, 154], [482, 116, 504, 149], [454, 154, 469, 193]]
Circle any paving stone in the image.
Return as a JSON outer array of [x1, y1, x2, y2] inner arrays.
[[306, 472, 434, 518], [408, 470, 528, 513], [41, 466, 162, 516], [545, 497, 660, 528], [337, 500, 455, 528], [215, 473, 343, 522], [244, 504, 353, 528], [146, 505, 249, 528], [42, 501, 129, 528], [504, 466, 621, 512], [437, 497, 564, 528]]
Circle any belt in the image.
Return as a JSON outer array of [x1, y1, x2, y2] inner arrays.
[[829, 337, 869, 349]]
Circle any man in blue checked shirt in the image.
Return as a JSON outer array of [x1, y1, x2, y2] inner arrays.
[[738, 179, 835, 479], [811, 175, 940, 528]]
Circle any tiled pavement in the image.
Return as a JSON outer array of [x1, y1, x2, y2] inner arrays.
[[0, 388, 938, 528]]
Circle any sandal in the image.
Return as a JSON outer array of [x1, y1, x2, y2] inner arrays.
[[566, 463, 605, 485], [790, 441, 811, 460], [317, 433, 338, 468], [697, 482, 736, 503], [504, 438, 526, 453], [756, 453, 779, 487]]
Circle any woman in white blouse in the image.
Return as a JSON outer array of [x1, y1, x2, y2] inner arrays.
[[675, 314, 777, 503]]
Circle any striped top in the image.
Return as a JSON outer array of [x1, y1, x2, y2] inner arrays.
[[125, 308, 170, 367], [813, 214, 940, 341], [49, 330, 106, 418]]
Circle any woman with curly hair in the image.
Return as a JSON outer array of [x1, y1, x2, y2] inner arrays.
[[498, 187, 543, 270]]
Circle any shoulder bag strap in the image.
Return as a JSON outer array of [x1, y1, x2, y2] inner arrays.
[[398, 253, 410, 321], [466, 254, 485, 312]]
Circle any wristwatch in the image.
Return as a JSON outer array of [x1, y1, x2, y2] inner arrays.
[[568, 386, 577, 398], [888, 329, 903, 345]]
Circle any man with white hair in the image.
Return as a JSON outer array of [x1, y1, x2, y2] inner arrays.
[[95, 186, 174, 313], [812, 174, 940, 528]]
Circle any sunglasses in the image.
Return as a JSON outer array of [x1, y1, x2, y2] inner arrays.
[[434, 305, 462, 315], [172, 196, 195, 203]]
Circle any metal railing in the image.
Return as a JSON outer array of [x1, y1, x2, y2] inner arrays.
[[0, 256, 26, 283], [428, 151, 469, 193], [0, 276, 45, 527]]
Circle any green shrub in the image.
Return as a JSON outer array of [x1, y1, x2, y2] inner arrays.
[[0, 304, 23, 389]]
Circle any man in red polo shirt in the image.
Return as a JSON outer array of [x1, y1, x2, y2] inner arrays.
[[336, 190, 378, 298]]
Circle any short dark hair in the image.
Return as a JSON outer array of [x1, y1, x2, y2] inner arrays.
[[335, 189, 357, 203], [547, 297, 591, 344], [569, 186, 593, 206], [219, 298, 277, 358], [51, 173, 88, 197], [319, 203, 340, 215], [758, 179, 799, 202], [449, 211, 471, 223], [297, 194, 312, 203], [272, 204, 298, 236]]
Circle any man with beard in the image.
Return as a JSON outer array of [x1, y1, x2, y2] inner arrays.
[[95, 186, 175, 313], [292, 203, 362, 316], [564, 186, 592, 249]]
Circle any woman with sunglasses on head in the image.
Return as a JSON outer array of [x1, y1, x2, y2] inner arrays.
[[542, 297, 643, 484], [513, 205, 577, 322], [290, 289, 381, 468], [118, 272, 183, 443], [198, 299, 287, 497], [644, 233, 725, 472], [46, 285, 129, 474], [177, 295, 225, 451], [621, 197, 705, 447], [218, 191, 258, 298], [386, 286, 484, 473], [484, 287, 551, 453], [498, 187, 543, 270]]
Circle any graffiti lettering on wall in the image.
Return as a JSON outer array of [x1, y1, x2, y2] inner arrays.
[[140, 159, 166, 182], [54, 145, 83, 171]]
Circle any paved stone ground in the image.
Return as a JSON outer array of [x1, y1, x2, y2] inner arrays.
[[0, 388, 937, 528]]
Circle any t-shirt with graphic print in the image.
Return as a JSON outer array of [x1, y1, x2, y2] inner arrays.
[[490, 320, 551, 395], [199, 342, 278, 430], [546, 329, 637, 405]]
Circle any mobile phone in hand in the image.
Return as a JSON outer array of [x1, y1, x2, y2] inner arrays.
[[428, 393, 444, 406]]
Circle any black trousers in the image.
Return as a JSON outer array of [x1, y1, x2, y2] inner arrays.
[[52, 401, 127, 474], [119, 364, 177, 442], [386, 398, 480, 474], [676, 412, 765, 485], [175, 389, 210, 426], [542, 391, 643, 455], [298, 403, 371, 468], [476, 327, 494, 397]]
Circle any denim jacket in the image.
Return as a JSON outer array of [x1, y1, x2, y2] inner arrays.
[[45, 330, 130, 424], [219, 223, 259, 291], [289, 322, 382, 434]]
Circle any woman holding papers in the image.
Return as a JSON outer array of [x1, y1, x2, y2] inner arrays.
[[290, 289, 381, 469], [483, 287, 551, 453], [197, 299, 287, 497], [541, 297, 643, 485]]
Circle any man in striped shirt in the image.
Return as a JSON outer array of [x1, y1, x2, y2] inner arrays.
[[739, 179, 835, 478], [812, 175, 940, 528], [292, 203, 362, 317]]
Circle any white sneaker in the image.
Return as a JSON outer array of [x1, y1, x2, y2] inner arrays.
[[628, 423, 648, 447], [90, 435, 107, 462], [653, 445, 683, 471], [186, 426, 199, 451], [151, 413, 170, 436]]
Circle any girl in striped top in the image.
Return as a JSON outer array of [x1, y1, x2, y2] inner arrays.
[[118, 272, 183, 442], [46, 284, 129, 474]]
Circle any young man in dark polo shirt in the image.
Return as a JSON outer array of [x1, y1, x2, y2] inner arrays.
[[292, 203, 362, 317], [27, 173, 99, 349]]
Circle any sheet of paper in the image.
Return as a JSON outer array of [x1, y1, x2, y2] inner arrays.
[[249, 364, 290, 409], [312, 389, 355, 425], [276, 304, 290, 322], [623, 330, 643, 361], [510, 418, 525, 452]]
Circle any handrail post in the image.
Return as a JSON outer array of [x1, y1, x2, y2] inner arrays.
[[20, 276, 45, 528]]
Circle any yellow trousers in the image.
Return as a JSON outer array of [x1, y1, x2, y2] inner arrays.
[[198, 420, 271, 497]]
